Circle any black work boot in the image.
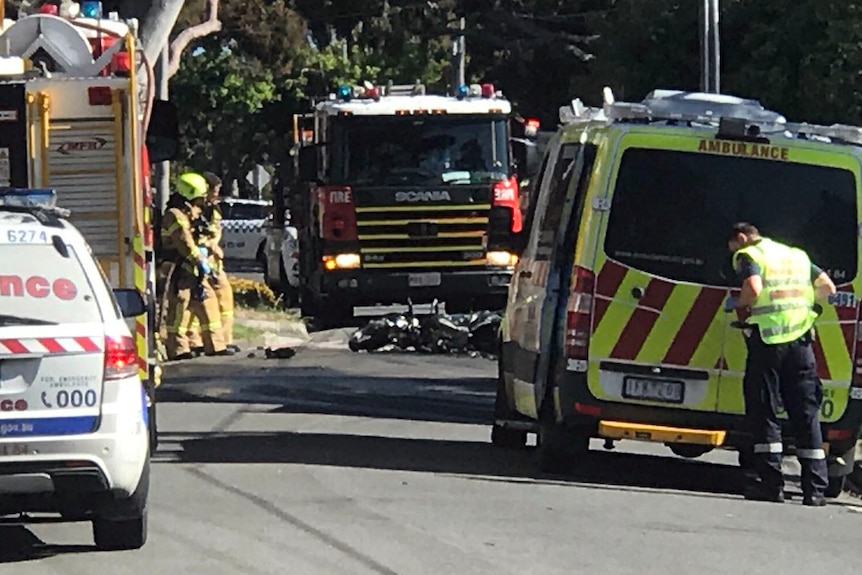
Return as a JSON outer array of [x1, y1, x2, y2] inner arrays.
[[802, 495, 827, 507], [744, 483, 785, 503]]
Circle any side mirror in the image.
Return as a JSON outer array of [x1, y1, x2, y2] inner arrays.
[[114, 288, 146, 318], [298, 146, 319, 182], [146, 99, 180, 163]]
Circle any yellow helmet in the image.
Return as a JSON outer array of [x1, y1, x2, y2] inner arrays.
[[176, 172, 208, 201]]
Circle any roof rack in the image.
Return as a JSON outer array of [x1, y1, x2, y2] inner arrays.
[[559, 87, 862, 148]]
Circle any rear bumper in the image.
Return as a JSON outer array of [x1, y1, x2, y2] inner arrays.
[[317, 268, 513, 307], [556, 369, 862, 452], [0, 376, 150, 505]]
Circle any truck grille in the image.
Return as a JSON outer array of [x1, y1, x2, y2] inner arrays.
[[356, 205, 490, 269]]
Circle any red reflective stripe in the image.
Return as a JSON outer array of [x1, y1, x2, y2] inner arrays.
[[0, 339, 26, 353], [662, 287, 725, 366], [592, 260, 627, 331], [609, 278, 674, 360], [595, 260, 627, 298], [812, 336, 831, 380], [74, 337, 101, 353], [37, 338, 64, 353]]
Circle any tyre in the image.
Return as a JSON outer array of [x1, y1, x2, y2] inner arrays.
[[536, 406, 589, 474], [92, 459, 149, 551], [148, 400, 158, 454], [93, 511, 147, 551], [668, 443, 712, 459], [491, 341, 528, 449], [825, 475, 846, 499], [491, 425, 527, 449]]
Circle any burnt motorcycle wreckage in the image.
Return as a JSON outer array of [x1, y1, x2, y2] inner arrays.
[[348, 300, 501, 356]]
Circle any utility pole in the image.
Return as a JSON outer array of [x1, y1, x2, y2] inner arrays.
[[711, 0, 721, 93], [699, 0, 709, 92], [154, 44, 170, 214], [699, 0, 721, 93], [451, 17, 466, 92]]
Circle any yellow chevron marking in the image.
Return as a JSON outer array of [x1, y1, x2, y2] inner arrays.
[[590, 267, 638, 357], [689, 306, 725, 368], [356, 204, 492, 213], [636, 284, 699, 363], [362, 245, 480, 254], [357, 217, 488, 226], [363, 260, 486, 269], [818, 312, 852, 384]]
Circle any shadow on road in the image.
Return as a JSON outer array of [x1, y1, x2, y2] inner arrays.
[[0, 524, 95, 562], [157, 359, 496, 426], [160, 429, 747, 500]]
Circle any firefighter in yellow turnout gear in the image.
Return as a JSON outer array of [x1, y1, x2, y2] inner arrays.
[[161, 172, 234, 360], [185, 172, 238, 354]]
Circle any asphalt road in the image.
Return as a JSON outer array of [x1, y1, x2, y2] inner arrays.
[[1, 333, 861, 574]]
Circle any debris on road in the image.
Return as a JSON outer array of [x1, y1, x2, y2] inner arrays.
[[348, 304, 501, 357], [264, 346, 298, 360]]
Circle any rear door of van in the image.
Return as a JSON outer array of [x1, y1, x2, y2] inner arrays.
[[589, 129, 859, 420], [588, 130, 726, 413]]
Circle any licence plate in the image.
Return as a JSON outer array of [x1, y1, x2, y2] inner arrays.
[[622, 376, 684, 404], [0, 443, 29, 456], [408, 272, 441, 288]]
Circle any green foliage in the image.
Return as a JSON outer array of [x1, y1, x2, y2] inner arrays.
[[159, 0, 862, 182], [170, 39, 278, 182]]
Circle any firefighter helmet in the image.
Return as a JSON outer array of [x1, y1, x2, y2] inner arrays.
[[176, 172, 208, 201]]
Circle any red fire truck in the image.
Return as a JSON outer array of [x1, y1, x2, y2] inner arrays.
[[272, 81, 539, 323]]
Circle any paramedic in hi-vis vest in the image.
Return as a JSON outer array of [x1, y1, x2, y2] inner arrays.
[[727, 222, 836, 506], [186, 172, 238, 353], [161, 172, 232, 360]]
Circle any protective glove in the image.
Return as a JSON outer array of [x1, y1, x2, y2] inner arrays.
[[723, 295, 738, 313]]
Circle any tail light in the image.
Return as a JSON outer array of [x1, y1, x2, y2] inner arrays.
[[104, 335, 138, 381], [491, 177, 522, 233], [564, 266, 595, 363], [319, 186, 357, 241]]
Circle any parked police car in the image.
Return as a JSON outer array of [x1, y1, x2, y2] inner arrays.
[[218, 197, 270, 263], [0, 189, 150, 550]]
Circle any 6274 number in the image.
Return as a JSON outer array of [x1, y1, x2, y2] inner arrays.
[[6, 229, 48, 243]]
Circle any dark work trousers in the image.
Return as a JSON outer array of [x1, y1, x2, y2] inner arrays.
[[742, 330, 829, 498]]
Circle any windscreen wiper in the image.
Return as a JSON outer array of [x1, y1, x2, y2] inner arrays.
[[0, 314, 58, 326]]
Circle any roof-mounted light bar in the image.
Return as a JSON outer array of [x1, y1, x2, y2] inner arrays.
[[0, 188, 70, 217], [559, 87, 862, 149]]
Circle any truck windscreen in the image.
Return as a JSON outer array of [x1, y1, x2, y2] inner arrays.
[[331, 116, 510, 187]]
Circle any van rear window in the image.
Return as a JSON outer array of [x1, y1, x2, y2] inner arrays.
[[604, 147, 859, 286]]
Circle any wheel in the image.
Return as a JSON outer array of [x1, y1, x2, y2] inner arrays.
[[491, 341, 528, 449], [491, 426, 527, 449], [148, 399, 158, 454], [536, 406, 589, 474], [825, 475, 846, 499], [92, 460, 149, 551], [93, 511, 148, 551], [668, 443, 712, 459]]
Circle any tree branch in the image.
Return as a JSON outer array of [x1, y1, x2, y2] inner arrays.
[[167, 0, 222, 78]]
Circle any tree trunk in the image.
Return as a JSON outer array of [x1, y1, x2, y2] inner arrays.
[[123, 0, 186, 66]]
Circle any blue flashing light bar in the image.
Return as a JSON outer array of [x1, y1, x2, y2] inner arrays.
[[337, 85, 352, 101], [0, 188, 58, 209], [81, 1, 103, 18], [456, 83, 469, 100]]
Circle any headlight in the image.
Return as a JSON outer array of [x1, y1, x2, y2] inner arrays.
[[323, 253, 361, 270], [486, 251, 518, 267]]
